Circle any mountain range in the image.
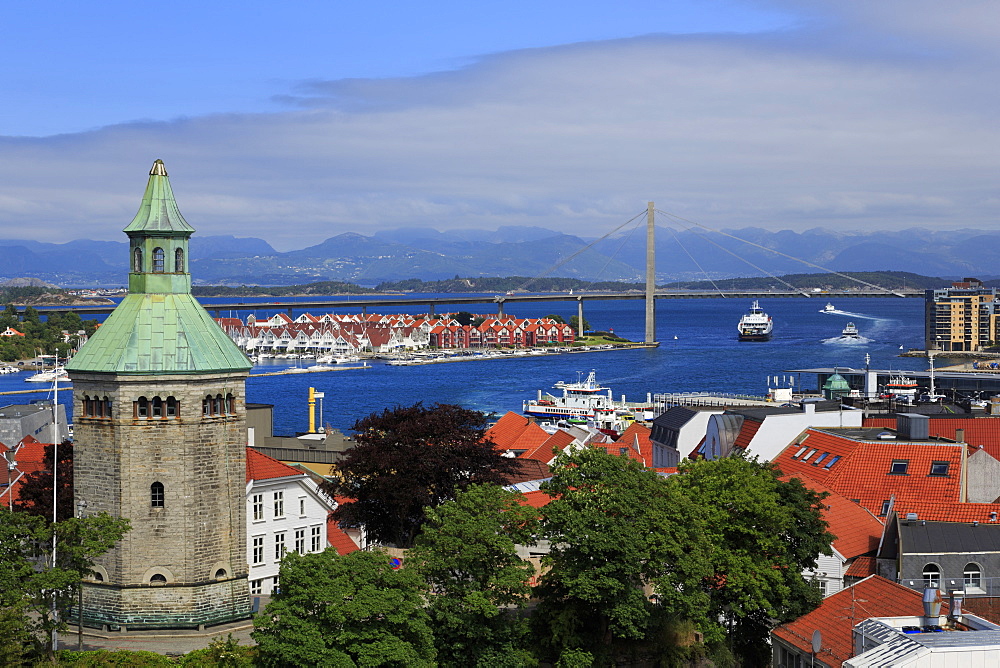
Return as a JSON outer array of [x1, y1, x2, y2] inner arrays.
[[4, 227, 1000, 287]]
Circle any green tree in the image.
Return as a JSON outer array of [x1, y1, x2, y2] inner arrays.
[[533, 448, 712, 665], [545, 314, 566, 324], [410, 484, 538, 667], [253, 549, 435, 667], [0, 506, 130, 661], [321, 403, 515, 548], [667, 457, 833, 663], [569, 315, 590, 333], [452, 311, 476, 326]]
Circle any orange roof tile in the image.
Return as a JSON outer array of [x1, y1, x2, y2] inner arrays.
[[519, 490, 553, 508], [773, 429, 964, 518], [486, 412, 536, 451], [772, 576, 939, 666], [246, 447, 305, 483], [523, 430, 576, 463], [326, 516, 360, 555], [781, 475, 883, 559], [732, 418, 762, 450], [845, 555, 878, 578]]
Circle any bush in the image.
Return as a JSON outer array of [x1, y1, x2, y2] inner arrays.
[[55, 649, 176, 666]]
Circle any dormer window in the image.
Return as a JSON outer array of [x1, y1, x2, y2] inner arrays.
[[889, 460, 909, 475], [152, 247, 165, 272]]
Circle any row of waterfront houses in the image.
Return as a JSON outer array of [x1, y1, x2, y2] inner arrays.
[[215, 311, 577, 354]]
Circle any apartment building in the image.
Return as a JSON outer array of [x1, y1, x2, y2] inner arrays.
[[925, 278, 1000, 352]]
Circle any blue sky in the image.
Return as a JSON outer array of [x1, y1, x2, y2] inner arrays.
[[2, 1, 998, 249]]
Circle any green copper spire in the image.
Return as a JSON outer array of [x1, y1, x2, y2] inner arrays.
[[123, 159, 195, 234], [66, 161, 251, 375]]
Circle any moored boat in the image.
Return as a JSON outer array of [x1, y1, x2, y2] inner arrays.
[[737, 300, 773, 342], [523, 370, 656, 432]]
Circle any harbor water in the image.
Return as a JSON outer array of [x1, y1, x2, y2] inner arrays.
[[1, 296, 938, 438]]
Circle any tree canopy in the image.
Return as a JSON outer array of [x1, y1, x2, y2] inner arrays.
[[410, 484, 538, 667], [321, 403, 515, 548], [0, 507, 130, 660], [13, 440, 74, 521], [253, 549, 436, 667]]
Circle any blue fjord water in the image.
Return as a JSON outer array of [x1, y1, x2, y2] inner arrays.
[[4, 296, 935, 437]]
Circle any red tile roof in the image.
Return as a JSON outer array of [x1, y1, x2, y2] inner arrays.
[[733, 418, 762, 450], [773, 429, 964, 518], [246, 447, 305, 483], [523, 430, 576, 463], [501, 459, 551, 485], [782, 475, 883, 559], [519, 490, 553, 508], [865, 415, 1000, 460], [326, 516, 360, 555], [844, 555, 878, 578], [772, 576, 940, 667]]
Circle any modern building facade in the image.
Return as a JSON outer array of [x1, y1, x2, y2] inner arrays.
[[925, 278, 1000, 352], [67, 160, 254, 629]]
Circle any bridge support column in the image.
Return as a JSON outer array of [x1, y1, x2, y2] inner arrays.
[[428, 304, 435, 316], [497, 300, 505, 317], [577, 297, 585, 338], [645, 201, 656, 344]]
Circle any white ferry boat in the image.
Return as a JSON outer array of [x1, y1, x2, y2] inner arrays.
[[840, 322, 860, 340], [523, 370, 656, 432], [821, 302, 836, 313], [737, 300, 773, 342]]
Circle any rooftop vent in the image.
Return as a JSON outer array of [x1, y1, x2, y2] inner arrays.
[[906, 512, 919, 521], [897, 413, 929, 440], [878, 431, 896, 440]]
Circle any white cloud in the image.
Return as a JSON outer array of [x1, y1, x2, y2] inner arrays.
[[1, 1, 999, 249]]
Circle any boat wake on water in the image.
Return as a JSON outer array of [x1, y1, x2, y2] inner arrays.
[[822, 335, 873, 345]]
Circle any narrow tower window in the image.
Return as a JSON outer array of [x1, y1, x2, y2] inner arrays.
[[136, 396, 149, 418], [133, 247, 143, 272], [174, 247, 184, 272], [151, 396, 163, 418], [150, 481, 164, 508], [166, 396, 178, 418], [152, 247, 165, 272]]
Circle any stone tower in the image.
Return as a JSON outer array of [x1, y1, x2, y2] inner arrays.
[[67, 160, 253, 629]]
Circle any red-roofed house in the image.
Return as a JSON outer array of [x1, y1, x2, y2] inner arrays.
[[772, 575, 945, 668], [771, 427, 966, 520], [246, 447, 337, 596], [0, 327, 25, 337], [0, 436, 48, 509]]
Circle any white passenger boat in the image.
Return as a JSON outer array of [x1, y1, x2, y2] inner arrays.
[[737, 300, 773, 342], [25, 367, 69, 383], [840, 322, 860, 340], [523, 370, 656, 432], [821, 303, 836, 313]]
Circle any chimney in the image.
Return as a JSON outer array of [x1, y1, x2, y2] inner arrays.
[[923, 588, 943, 625], [949, 591, 965, 622], [897, 413, 929, 440], [801, 401, 816, 415], [956, 428, 966, 443]]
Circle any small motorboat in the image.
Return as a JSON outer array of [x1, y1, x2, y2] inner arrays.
[[821, 303, 836, 313]]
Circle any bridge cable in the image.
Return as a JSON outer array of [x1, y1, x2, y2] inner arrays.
[[511, 209, 647, 294], [656, 209, 901, 296], [572, 215, 645, 293], [660, 213, 808, 295], [666, 226, 728, 298]]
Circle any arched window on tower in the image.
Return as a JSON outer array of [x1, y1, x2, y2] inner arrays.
[[133, 247, 143, 272], [152, 247, 165, 272], [166, 396, 178, 418], [175, 247, 184, 272], [150, 481, 164, 508], [226, 393, 235, 414], [135, 396, 149, 418], [923, 563, 941, 588], [151, 396, 163, 418], [214, 394, 223, 415]]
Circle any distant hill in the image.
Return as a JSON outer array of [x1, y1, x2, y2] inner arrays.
[[664, 271, 943, 291], [8, 225, 1000, 287]]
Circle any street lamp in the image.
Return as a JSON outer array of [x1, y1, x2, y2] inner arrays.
[[76, 499, 88, 650], [2, 449, 16, 511]]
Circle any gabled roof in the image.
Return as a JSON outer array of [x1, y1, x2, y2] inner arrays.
[[772, 576, 937, 667], [732, 417, 763, 450], [845, 555, 878, 578], [888, 501, 1000, 524], [486, 412, 535, 450], [246, 447, 305, 483], [523, 429, 577, 463], [519, 490, 552, 509]]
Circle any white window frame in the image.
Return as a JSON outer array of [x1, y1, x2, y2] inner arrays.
[[274, 532, 286, 561], [250, 579, 262, 595], [252, 493, 264, 522], [295, 528, 306, 555], [273, 491, 285, 518], [311, 525, 321, 552], [252, 536, 265, 566]]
